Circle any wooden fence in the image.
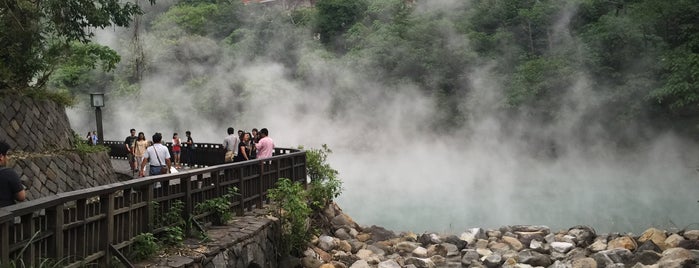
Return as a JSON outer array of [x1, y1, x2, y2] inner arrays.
[[0, 142, 306, 267]]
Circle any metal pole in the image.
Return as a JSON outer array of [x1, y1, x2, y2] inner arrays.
[[96, 107, 104, 145]]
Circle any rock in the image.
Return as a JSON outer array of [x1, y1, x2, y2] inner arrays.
[[412, 246, 428, 258], [591, 248, 633, 266], [338, 240, 352, 253], [349, 260, 370, 268], [484, 253, 503, 267], [441, 243, 459, 257], [678, 239, 699, 249], [657, 247, 694, 267], [349, 228, 359, 238], [476, 247, 493, 257], [365, 225, 397, 242], [302, 256, 323, 268], [313, 246, 333, 262], [418, 233, 441, 246], [318, 235, 336, 252], [460, 228, 485, 245], [475, 239, 489, 249], [377, 259, 401, 268], [551, 241, 575, 253], [638, 228, 667, 251], [396, 241, 419, 253], [348, 239, 365, 254], [683, 230, 699, 240], [429, 255, 446, 266], [426, 244, 447, 257], [665, 234, 685, 248], [331, 214, 359, 229], [461, 249, 480, 266], [335, 252, 360, 267], [529, 239, 547, 253], [490, 242, 511, 252], [571, 257, 597, 268], [568, 226, 596, 247], [502, 236, 524, 251], [366, 244, 386, 256], [336, 228, 352, 240], [608, 236, 637, 250], [356, 249, 373, 260], [356, 233, 371, 242], [564, 247, 590, 261], [588, 237, 608, 252], [444, 235, 467, 250], [630, 250, 662, 265], [486, 229, 502, 238], [636, 240, 661, 253], [404, 257, 436, 268], [518, 249, 552, 267], [509, 225, 551, 235], [515, 231, 546, 246], [319, 264, 335, 268]]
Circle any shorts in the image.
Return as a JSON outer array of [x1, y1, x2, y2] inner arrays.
[[173, 151, 181, 156], [127, 153, 135, 162]]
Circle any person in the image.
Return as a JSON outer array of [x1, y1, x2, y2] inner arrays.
[[172, 133, 182, 169], [139, 133, 171, 177], [255, 128, 274, 159], [234, 132, 252, 162], [91, 131, 98, 145], [251, 128, 259, 142], [0, 141, 25, 207], [86, 131, 93, 145], [124, 129, 138, 172], [185, 130, 194, 167], [133, 132, 148, 174], [223, 127, 239, 163], [237, 129, 244, 138]]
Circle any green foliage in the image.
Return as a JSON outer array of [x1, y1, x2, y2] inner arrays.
[[195, 187, 238, 225], [315, 0, 368, 45], [152, 3, 219, 36], [0, 0, 154, 92], [302, 144, 343, 210], [72, 132, 110, 154], [131, 233, 159, 261], [268, 178, 313, 257], [156, 200, 186, 245]]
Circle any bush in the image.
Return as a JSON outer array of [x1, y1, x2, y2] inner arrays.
[[302, 144, 343, 210], [268, 178, 313, 257], [131, 233, 159, 261], [195, 187, 238, 225]]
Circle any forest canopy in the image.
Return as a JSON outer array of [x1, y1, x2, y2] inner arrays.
[[3, 0, 698, 141]]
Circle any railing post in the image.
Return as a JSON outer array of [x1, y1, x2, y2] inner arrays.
[[183, 176, 192, 235], [46, 205, 64, 263], [1, 220, 9, 265], [21, 213, 35, 265], [143, 184, 154, 232], [99, 193, 114, 267]]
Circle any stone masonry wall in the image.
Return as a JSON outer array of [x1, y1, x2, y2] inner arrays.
[[0, 96, 76, 152], [10, 152, 118, 201], [0, 95, 120, 200]]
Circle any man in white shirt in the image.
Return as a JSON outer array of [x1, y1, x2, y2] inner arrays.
[[139, 133, 171, 177], [222, 127, 239, 163]]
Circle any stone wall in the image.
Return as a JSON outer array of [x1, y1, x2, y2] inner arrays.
[[10, 152, 118, 200], [137, 210, 280, 268], [0, 95, 120, 200], [0, 96, 76, 152]]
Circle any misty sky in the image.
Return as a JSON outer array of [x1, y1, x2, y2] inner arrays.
[[67, 0, 699, 234]]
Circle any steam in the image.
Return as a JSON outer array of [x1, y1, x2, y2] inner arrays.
[[67, 0, 699, 233]]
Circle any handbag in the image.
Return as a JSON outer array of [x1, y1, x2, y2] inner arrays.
[[153, 145, 168, 175]]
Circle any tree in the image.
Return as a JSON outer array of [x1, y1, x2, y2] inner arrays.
[[315, 0, 367, 46], [0, 0, 154, 94]]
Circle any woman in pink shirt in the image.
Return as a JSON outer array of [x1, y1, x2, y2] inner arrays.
[[172, 133, 182, 169]]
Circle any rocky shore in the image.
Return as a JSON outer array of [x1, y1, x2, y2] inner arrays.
[[300, 203, 698, 268]]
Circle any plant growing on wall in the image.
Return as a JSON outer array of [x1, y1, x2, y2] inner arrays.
[[302, 144, 343, 211], [195, 187, 239, 225]]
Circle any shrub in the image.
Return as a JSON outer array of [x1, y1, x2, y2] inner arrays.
[[131, 233, 159, 261], [302, 144, 343, 210], [195, 187, 238, 225], [268, 178, 313, 257]]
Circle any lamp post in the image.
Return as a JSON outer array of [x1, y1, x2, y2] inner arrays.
[[90, 93, 105, 145]]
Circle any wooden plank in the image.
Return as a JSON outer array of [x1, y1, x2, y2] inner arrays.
[[46, 204, 64, 261], [98, 193, 114, 267]]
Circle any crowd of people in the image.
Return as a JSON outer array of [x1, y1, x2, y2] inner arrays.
[[124, 127, 274, 177]]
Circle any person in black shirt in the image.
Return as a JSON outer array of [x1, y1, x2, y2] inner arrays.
[[125, 129, 138, 172], [0, 141, 25, 207], [185, 130, 194, 167]]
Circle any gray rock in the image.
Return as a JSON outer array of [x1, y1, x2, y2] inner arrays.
[[405, 257, 436, 268], [318, 235, 336, 252], [591, 248, 633, 266], [460, 249, 480, 266], [336, 228, 352, 240], [567, 226, 596, 247], [418, 233, 442, 246], [665, 234, 685, 248], [365, 225, 397, 242], [484, 253, 502, 268], [657, 247, 695, 267], [571, 257, 597, 268], [678, 239, 699, 250], [630, 250, 662, 265], [413, 246, 428, 258], [377, 259, 401, 268], [564, 247, 590, 261], [426, 244, 448, 257], [683, 230, 699, 240], [636, 240, 661, 253], [551, 242, 575, 253], [518, 249, 552, 267], [441, 243, 459, 257], [349, 260, 370, 268], [444, 235, 467, 250], [395, 241, 419, 253]]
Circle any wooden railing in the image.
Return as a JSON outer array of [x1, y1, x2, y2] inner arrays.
[[0, 143, 306, 267]]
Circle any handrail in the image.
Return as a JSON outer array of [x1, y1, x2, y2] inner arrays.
[[0, 142, 307, 267]]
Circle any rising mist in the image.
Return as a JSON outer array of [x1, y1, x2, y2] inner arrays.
[[67, 0, 699, 234]]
